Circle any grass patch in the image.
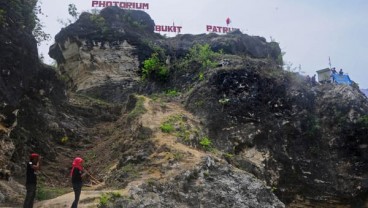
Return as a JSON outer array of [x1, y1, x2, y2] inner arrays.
[[160, 114, 202, 144], [160, 114, 184, 134], [160, 123, 174, 133], [36, 185, 70, 201], [127, 96, 147, 120], [98, 192, 122, 208], [165, 89, 180, 97]]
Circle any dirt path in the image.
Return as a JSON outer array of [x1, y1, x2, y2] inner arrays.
[[35, 189, 123, 208], [35, 97, 207, 208]]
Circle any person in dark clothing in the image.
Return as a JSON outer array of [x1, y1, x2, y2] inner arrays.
[[23, 153, 41, 208], [70, 157, 86, 208], [339, 68, 344, 75], [306, 75, 311, 83], [331, 67, 337, 74]]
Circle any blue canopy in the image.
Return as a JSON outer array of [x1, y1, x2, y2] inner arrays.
[[332, 74, 352, 85]]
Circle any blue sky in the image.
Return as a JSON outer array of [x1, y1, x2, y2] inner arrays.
[[38, 0, 368, 88]]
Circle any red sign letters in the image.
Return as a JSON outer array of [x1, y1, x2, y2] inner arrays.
[[155, 25, 182, 33], [91, 1, 149, 10], [206, 25, 239, 34]]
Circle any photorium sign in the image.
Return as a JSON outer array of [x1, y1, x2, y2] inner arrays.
[[91, 1, 149, 10]]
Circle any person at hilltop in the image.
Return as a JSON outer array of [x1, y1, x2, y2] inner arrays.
[[331, 67, 337, 74], [23, 153, 41, 208], [306, 75, 311, 83], [339, 69, 344, 75], [70, 157, 86, 208]]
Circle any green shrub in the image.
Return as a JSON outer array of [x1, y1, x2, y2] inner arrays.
[[99, 194, 109, 207], [142, 53, 169, 81], [187, 44, 220, 69], [200, 137, 212, 150], [98, 192, 122, 208]]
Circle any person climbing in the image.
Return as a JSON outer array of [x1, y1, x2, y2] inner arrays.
[[23, 153, 41, 208], [339, 69, 343, 75], [70, 157, 86, 208]]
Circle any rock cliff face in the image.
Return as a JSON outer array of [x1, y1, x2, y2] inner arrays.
[[186, 66, 368, 206], [49, 7, 160, 101], [0, 0, 67, 204], [50, 7, 367, 207], [1, 3, 368, 207]]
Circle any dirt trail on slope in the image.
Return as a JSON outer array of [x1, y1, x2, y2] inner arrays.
[[35, 189, 122, 208], [35, 97, 207, 208]]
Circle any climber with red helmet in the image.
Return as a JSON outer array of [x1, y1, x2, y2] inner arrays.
[[23, 153, 41, 208], [70, 157, 86, 208]]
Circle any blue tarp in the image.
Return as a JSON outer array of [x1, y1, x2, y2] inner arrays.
[[332, 74, 352, 85]]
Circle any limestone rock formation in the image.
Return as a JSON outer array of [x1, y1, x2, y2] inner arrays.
[[47, 6, 368, 207], [1, 2, 367, 207]]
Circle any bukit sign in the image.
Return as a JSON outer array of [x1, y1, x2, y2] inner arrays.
[[91, 1, 149, 10], [155, 25, 182, 33]]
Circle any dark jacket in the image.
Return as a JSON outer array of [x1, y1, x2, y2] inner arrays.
[[26, 162, 37, 185]]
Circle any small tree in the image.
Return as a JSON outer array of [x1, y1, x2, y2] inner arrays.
[[57, 3, 79, 27], [68, 4, 79, 21], [32, 1, 51, 45]]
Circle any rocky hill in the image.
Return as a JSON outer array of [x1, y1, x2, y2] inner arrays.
[[1, 4, 367, 208]]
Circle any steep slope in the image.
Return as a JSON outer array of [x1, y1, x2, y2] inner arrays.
[[34, 96, 284, 208]]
